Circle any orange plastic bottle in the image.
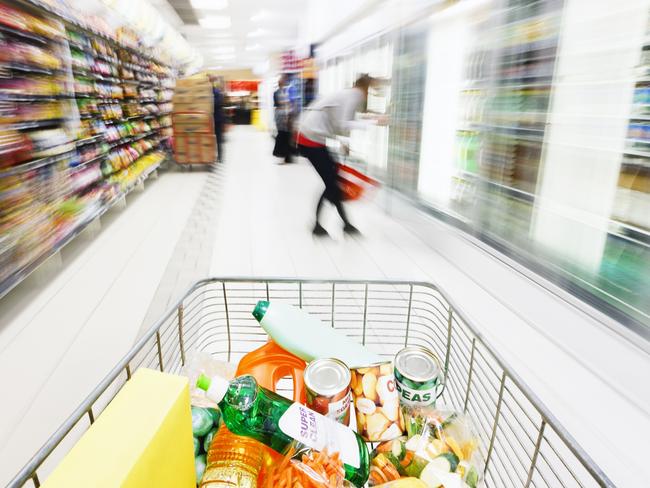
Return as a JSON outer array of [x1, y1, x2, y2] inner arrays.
[[235, 340, 307, 403], [200, 425, 264, 488]]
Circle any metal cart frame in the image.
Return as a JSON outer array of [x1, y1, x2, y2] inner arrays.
[[9, 278, 614, 487]]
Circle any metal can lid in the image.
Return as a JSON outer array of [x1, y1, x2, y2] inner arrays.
[[304, 358, 351, 396], [395, 346, 441, 382]]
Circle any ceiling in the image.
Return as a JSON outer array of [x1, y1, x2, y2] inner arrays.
[[160, 0, 306, 70]]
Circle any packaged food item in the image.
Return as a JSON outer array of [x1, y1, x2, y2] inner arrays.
[[351, 362, 404, 442], [373, 478, 428, 488], [236, 340, 307, 403], [181, 350, 237, 408], [261, 441, 355, 488], [201, 424, 264, 488], [305, 358, 351, 425], [252, 300, 382, 368], [394, 346, 443, 408], [196, 373, 370, 487], [369, 407, 483, 488]]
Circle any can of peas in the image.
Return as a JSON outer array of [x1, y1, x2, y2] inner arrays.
[[394, 346, 443, 407]]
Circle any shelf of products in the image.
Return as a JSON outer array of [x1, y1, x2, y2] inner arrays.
[[0, 0, 175, 298], [616, 29, 650, 234]]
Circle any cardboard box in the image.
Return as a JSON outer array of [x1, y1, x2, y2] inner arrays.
[[173, 112, 213, 134], [176, 75, 212, 89], [43, 369, 195, 488], [173, 100, 213, 114], [172, 92, 213, 105], [174, 133, 216, 164]]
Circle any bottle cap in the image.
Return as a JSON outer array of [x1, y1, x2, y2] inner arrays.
[[197, 373, 230, 403], [196, 373, 212, 391], [252, 300, 269, 322]]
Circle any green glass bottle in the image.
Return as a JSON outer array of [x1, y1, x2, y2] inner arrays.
[[197, 373, 369, 487]]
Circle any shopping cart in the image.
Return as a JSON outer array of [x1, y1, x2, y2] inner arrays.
[[9, 278, 613, 488]]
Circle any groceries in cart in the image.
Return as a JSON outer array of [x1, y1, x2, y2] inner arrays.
[[261, 442, 356, 487], [190, 405, 221, 482], [252, 300, 383, 368], [368, 406, 483, 488], [196, 372, 371, 486], [187, 300, 483, 488], [350, 361, 404, 442]]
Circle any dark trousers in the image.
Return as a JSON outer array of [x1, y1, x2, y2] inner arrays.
[[299, 144, 349, 225], [273, 130, 293, 162], [215, 125, 224, 162]]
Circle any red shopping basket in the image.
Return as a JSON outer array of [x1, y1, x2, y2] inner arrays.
[[336, 163, 380, 201]]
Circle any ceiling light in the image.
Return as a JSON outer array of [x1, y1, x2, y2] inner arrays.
[[199, 16, 231, 29], [211, 54, 235, 60], [245, 44, 261, 51], [247, 28, 266, 38], [191, 0, 228, 10]]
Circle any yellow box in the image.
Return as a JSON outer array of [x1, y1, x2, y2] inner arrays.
[[43, 369, 195, 488]]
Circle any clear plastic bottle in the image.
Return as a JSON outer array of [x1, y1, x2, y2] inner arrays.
[[197, 373, 370, 487], [200, 424, 263, 488]]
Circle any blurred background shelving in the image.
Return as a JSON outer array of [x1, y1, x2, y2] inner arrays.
[[0, 0, 175, 298]]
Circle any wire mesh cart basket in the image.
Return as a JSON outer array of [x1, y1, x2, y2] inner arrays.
[[9, 278, 614, 488]]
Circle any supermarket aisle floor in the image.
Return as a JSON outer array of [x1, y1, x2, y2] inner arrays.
[[0, 168, 209, 485]]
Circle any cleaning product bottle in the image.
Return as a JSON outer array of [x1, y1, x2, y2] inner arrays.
[[252, 301, 382, 369], [200, 424, 264, 488], [236, 340, 307, 404], [197, 373, 370, 487]]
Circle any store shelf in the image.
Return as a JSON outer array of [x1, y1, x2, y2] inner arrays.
[[0, 155, 163, 300], [0, 93, 73, 102], [77, 152, 108, 167], [623, 148, 650, 158], [0, 150, 76, 177], [76, 134, 105, 147], [72, 68, 120, 83], [4, 119, 67, 130], [3, 62, 62, 76], [0, 22, 52, 45], [107, 131, 156, 149], [626, 138, 650, 145]]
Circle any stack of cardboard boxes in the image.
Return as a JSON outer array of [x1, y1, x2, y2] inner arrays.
[[172, 76, 217, 164]]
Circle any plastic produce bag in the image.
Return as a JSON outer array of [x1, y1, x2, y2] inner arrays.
[[181, 350, 236, 408], [369, 406, 483, 488], [261, 441, 356, 488]]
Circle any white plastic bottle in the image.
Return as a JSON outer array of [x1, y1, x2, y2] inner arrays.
[[252, 300, 382, 369]]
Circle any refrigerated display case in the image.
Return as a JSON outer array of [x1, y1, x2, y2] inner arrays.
[[387, 26, 427, 194], [316, 0, 650, 335]]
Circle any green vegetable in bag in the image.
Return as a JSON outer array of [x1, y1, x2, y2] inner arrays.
[[191, 406, 213, 437]]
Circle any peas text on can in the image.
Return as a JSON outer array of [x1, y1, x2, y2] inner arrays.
[[394, 346, 443, 407], [304, 358, 351, 425]]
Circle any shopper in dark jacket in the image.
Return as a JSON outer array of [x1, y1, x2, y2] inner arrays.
[[273, 74, 293, 163], [211, 77, 225, 162]]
